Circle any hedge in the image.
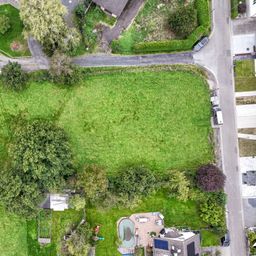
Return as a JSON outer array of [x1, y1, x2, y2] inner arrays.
[[231, 0, 238, 19], [133, 0, 211, 54]]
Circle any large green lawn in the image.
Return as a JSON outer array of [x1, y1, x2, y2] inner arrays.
[[0, 68, 213, 174], [0, 207, 28, 256], [0, 67, 214, 254], [235, 60, 256, 92], [0, 4, 30, 57]]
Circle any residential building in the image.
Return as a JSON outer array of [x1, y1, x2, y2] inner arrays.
[[153, 228, 201, 256], [92, 0, 129, 17]]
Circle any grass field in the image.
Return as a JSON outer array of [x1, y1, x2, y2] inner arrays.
[[0, 207, 28, 256], [0, 4, 30, 57], [235, 60, 256, 92], [0, 67, 214, 254]]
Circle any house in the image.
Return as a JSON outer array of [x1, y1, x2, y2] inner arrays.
[[247, 0, 256, 17], [153, 228, 201, 256], [41, 193, 69, 211], [92, 0, 129, 18]]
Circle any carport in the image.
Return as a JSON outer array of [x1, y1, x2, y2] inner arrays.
[[232, 34, 256, 55]]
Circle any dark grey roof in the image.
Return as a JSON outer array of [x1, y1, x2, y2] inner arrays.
[[242, 171, 256, 185], [92, 0, 129, 17]]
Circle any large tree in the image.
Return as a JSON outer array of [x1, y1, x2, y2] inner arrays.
[[0, 120, 74, 217], [20, 0, 80, 53], [196, 164, 226, 192]]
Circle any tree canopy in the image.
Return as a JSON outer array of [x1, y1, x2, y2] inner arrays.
[[1, 61, 27, 91], [196, 164, 226, 192], [169, 4, 197, 38], [0, 14, 11, 34], [110, 165, 156, 199], [0, 120, 74, 217], [20, 0, 80, 53]]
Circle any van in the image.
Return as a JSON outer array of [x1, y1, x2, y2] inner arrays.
[[213, 107, 223, 125]]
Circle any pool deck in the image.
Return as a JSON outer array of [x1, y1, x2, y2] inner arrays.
[[117, 212, 164, 254]]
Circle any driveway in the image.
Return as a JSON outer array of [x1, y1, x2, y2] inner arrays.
[[236, 104, 256, 128]]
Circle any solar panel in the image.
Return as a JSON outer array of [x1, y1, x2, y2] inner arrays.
[[154, 239, 169, 250], [187, 242, 195, 256]]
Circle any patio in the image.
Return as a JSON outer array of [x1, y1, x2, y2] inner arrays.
[[117, 212, 164, 254]]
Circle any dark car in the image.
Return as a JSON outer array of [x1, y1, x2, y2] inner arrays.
[[221, 231, 230, 246], [193, 37, 209, 52]]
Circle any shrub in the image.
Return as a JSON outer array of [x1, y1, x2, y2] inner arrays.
[[1, 61, 27, 91], [169, 4, 197, 38], [110, 165, 156, 199], [76, 165, 108, 204], [163, 170, 190, 201], [238, 3, 246, 14], [69, 195, 86, 210], [199, 194, 225, 228], [248, 230, 256, 254], [196, 164, 226, 192], [0, 14, 11, 34], [49, 51, 82, 85]]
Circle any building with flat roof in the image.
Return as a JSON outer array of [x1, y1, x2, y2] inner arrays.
[[153, 228, 201, 256], [92, 0, 129, 17]]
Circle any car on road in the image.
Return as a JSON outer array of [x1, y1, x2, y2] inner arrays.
[[193, 37, 209, 52], [213, 106, 223, 125], [221, 231, 230, 246]]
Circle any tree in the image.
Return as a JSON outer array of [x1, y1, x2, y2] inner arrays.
[[49, 51, 82, 85], [238, 2, 246, 14], [163, 170, 190, 201], [20, 0, 80, 54], [196, 164, 226, 192], [62, 223, 92, 256], [169, 4, 197, 38], [0, 14, 11, 34], [76, 165, 108, 204], [111, 165, 156, 199], [199, 195, 225, 228], [1, 61, 27, 90], [0, 120, 74, 217]]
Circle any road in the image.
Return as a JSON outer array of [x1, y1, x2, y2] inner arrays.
[[73, 52, 194, 66], [194, 0, 247, 255]]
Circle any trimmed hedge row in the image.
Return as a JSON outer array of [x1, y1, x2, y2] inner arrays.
[[231, 0, 238, 19], [133, 0, 210, 54]]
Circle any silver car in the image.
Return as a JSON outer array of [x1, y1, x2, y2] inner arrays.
[[193, 37, 209, 52]]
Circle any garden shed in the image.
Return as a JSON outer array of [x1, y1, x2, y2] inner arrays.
[[41, 193, 69, 211]]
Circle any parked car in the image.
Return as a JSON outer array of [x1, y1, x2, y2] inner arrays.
[[221, 231, 230, 246], [210, 90, 219, 107], [213, 106, 223, 125], [193, 37, 209, 52]]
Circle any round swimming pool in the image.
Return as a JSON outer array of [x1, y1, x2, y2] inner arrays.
[[118, 218, 135, 248]]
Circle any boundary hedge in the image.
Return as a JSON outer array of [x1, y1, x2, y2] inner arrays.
[[231, 0, 238, 19], [114, 0, 211, 54]]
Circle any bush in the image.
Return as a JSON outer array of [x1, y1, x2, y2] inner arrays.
[[248, 230, 256, 254], [110, 165, 156, 199], [69, 195, 86, 210], [76, 165, 108, 204], [199, 194, 225, 228], [49, 51, 82, 85], [1, 61, 27, 91], [238, 3, 246, 14], [196, 164, 226, 192], [169, 4, 197, 38], [163, 170, 190, 201], [0, 14, 11, 34]]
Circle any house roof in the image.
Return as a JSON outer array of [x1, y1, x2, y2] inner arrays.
[[92, 0, 129, 17]]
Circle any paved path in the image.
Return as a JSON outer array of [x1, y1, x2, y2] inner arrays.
[[194, 0, 247, 255], [0, 0, 19, 8], [236, 91, 256, 97], [73, 52, 194, 67]]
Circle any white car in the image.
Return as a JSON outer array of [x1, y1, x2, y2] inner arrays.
[[213, 107, 223, 125]]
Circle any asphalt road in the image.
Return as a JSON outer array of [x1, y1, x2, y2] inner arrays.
[[194, 0, 247, 255], [73, 52, 194, 67]]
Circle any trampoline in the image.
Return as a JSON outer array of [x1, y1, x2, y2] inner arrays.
[[118, 218, 136, 248]]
